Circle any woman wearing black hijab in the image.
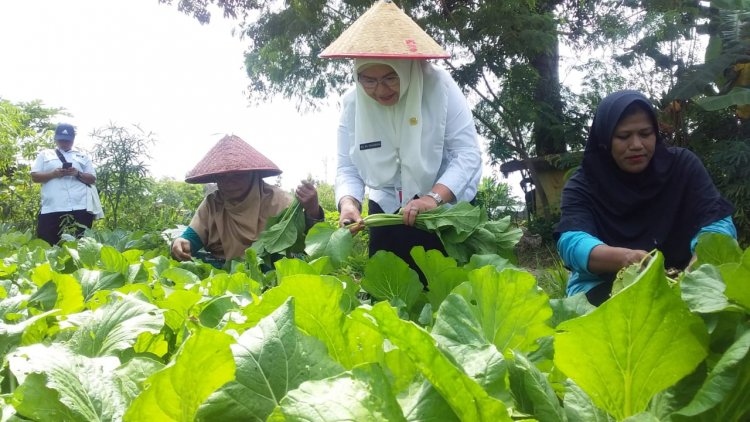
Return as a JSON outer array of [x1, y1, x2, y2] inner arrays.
[[555, 90, 736, 306]]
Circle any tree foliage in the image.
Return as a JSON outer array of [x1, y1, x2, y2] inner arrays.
[[474, 176, 523, 222], [159, 0, 600, 162], [91, 124, 154, 229], [0, 99, 60, 230]]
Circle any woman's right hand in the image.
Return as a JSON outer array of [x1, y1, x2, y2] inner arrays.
[[589, 245, 650, 274], [171, 237, 192, 261], [338, 197, 364, 235], [621, 248, 650, 268]]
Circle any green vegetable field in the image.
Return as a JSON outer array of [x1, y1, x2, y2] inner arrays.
[[0, 227, 748, 421]]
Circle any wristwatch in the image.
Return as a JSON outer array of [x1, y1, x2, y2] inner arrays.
[[425, 191, 444, 206]]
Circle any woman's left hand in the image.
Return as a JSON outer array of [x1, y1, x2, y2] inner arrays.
[[295, 181, 322, 219], [402, 196, 439, 226]]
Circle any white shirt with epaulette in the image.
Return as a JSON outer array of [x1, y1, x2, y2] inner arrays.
[[31, 148, 97, 214]]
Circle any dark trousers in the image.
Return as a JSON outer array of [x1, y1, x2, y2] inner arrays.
[[585, 281, 613, 307], [37, 210, 94, 245], [368, 200, 446, 287]]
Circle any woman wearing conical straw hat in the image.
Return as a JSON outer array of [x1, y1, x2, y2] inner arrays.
[[321, 0, 482, 284], [170, 135, 323, 266]]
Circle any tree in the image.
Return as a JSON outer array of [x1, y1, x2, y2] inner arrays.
[[91, 124, 154, 229], [473, 176, 523, 221], [158, 0, 593, 157], [136, 177, 205, 232], [665, 0, 750, 119], [0, 99, 60, 230]]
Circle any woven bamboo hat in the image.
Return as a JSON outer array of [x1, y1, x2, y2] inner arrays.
[[320, 0, 449, 59], [184, 135, 282, 184]]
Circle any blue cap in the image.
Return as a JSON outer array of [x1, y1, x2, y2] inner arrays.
[[54, 123, 76, 142]]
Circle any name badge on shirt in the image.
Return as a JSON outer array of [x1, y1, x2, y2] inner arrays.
[[359, 141, 382, 151]]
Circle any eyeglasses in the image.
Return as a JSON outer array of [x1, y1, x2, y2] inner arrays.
[[357, 73, 400, 90]]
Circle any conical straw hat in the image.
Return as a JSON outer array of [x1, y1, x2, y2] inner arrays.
[[320, 0, 449, 59], [185, 135, 282, 184]]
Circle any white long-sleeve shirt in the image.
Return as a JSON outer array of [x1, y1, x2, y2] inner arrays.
[[31, 148, 96, 214], [335, 65, 482, 213]]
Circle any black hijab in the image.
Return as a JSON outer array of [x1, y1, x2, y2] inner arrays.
[[555, 90, 734, 271]]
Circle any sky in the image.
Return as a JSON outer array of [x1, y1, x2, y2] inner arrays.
[[0, 0, 517, 196]]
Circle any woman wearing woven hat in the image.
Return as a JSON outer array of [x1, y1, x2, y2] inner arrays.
[[321, 0, 482, 282], [170, 135, 323, 265]]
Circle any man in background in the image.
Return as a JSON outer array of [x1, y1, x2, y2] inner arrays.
[[30, 123, 98, 245]]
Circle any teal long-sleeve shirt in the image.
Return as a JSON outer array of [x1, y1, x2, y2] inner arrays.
[[557, 216, 738, 296]]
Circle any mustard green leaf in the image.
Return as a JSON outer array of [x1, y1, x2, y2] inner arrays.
[[0, 260, 17, 277], [198, 295, 237, 328], [133, 331, 169, 357], [122, 249, 144, 264], [482, 218, 524, 258], [30, 262, 53, 287], [196, 299, 343, 421], [673, 328, 750, 418], [11, 373, 81, 421], [507, 350, 565, 422], [147, 255, 171, 279], [681, 265, 737, 313], [66, 293, 164, 357], [112, 357, 165, 405], [555, 253, 709, 420], [720, 247, 750, 310], [563, 380, 613, 422], [27, 281, 56, 310], [463, 254, 514, 271], [339, 275, 361, 313], [621, 412, 661, 421], [100, 245, 129, 275], [9, 343, 126, 421], [697, 355, 750, 421], [432, 294, 507, 396], [384, 347, 419, 394], [77, 269, 125, 302], [362, 250, 424, 311], [0, 295, 29, 322], [309, 255, 335, 275], [274, 257, 318, 280], [454, 267, 554, 353], [365, 302, 510, 421], [160, 267, 201, 286], [124, 328, 235, 422], [398, 380, 459, 422], [76, 237, 101, 269], [548, 293, 595, 328], [612, 263, 642, 296], [417, 201, 483, 243], [0, 310, 57, 359], [126, 263, 147, 284], [695, 233, 742, 267], [52, 272, 85, 315], [251, 199, 306, 256], [410, 247, 467, 309], [156, 290, 202, 331], [242, 247, 266, 285], [305, 224, 354, 268], [444, 226, 491, 263], [242, 274, 354, 367], [343, 307, 386, 366], [273, 363, 406, 421], [205, 272, 260, 296]]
